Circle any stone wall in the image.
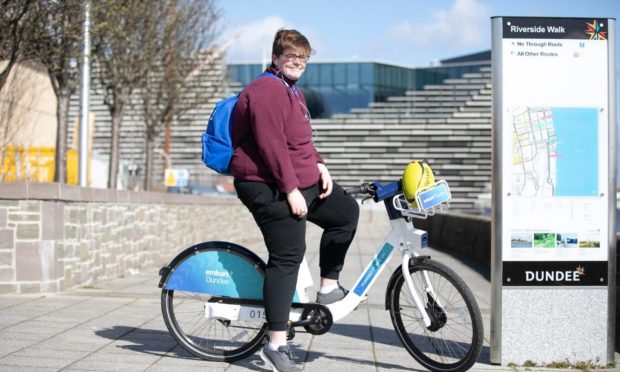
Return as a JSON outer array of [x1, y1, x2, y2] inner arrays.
[[414, 212, 492, 268], [0, 183, 262, 294]]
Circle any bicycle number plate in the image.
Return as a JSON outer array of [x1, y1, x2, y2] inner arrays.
[[416, 181, 451, 210], [205, 302, 266, 322]]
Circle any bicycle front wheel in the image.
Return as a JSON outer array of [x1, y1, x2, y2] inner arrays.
[[160, 242, 268, 362], [387, 258, 483, 372]]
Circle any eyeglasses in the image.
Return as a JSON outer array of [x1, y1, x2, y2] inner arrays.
[[282, 53, 309, 63]]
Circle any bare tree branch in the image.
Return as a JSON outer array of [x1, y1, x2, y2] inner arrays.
[[0, 0, 47, 94], [91, 0, 169, 188], [140, 0, 222, 190], [32, 0, 83, 183]]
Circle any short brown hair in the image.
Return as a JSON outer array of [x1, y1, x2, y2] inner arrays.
[[272, 29, 312, 57]]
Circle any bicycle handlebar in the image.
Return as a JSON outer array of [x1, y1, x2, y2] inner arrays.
[[344, 180, 402, 203], [344, 183, 375, 197]]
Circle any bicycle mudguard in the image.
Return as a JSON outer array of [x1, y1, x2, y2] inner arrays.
[[159, 241, 266, 300]]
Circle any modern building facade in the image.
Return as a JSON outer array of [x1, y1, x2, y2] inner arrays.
[[227, 51, 491, 118], [226, 52, 493, 211]]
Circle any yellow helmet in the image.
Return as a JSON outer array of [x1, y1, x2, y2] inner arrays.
[[402, 160, 435, 206]]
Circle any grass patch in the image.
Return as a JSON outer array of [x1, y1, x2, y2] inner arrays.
[[523, 360, 536, 367], [546, 360, 571, 368], [509, 359, 605, 370]]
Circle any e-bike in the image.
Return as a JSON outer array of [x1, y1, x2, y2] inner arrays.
[[159, 178, 483, 371]]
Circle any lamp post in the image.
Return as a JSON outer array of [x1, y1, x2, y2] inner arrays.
[[78, 0, 90, 187]]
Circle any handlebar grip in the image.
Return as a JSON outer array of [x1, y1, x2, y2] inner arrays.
[[344, 183, 374, 196], [344, 186, 364, 195]]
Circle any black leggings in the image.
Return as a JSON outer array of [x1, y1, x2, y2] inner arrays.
[[234, 180, 359, 331]]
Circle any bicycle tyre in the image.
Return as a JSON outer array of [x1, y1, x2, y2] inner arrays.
[[387, 258, 483, 372], [160, 242, 268, 362]]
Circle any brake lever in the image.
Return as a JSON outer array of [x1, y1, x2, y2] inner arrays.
[[361, 196, 374, 204]]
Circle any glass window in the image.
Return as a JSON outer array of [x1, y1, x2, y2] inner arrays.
[[319, 64, 333, 86], [334, 64, 345, 86], [226, 60, 491, 117], [303, 64, 319, 85], [346, 64, 359, 86], [360, 63, 373, 85]]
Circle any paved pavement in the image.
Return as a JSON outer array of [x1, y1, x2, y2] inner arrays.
[[0, 206, 618, 371]]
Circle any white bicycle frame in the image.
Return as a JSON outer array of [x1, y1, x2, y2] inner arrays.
[[205, 181, 451, 328], [324, 215, 435, 326]]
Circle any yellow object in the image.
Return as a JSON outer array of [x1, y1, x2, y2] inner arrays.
[[66, 149, 78, 185], [1, 113, 95, 184], [402, 160, 435, 206], [165, 169, 176, 187], [0, 146, 88, 185], [1, 146, 55, 182]]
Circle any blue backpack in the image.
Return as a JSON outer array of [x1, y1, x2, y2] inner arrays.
[[201, 72, 279, 175]]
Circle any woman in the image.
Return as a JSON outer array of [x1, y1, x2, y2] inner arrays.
[[231, 29, 359, 371]]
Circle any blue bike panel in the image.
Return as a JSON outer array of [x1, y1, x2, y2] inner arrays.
[[353, 242, 394, 296], [165, 250, 264, 299], [164, 249, 304, 302]]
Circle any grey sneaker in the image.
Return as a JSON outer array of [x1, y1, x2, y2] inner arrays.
[[260, 345, 301, 372], [316, 285, 348, 305]]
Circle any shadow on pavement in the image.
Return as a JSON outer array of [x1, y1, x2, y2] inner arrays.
[[94, 326, 194, 358], [93, 325, 418, 370], [94, 323, 490, 370], [301, 349, 427, 371], [94, 326, 270, 370], [329, 322, 492, 365]]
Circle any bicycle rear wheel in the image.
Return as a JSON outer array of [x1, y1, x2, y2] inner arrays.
[[387, 258, 483, 372], [160, 242, 268, 362]]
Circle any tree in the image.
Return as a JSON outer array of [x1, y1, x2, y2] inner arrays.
[[36, 0, 83, 184], [91, 1, 168, 189], [0, 0, 44, 91], [140, 0, 221, 190], [1, 0, 82, 184]]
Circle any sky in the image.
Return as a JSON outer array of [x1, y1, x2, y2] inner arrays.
[[218, 0, 619, 68], [218, 0, 620, 184]]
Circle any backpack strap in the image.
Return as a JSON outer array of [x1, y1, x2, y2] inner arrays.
[[256, 72, 300, 97]]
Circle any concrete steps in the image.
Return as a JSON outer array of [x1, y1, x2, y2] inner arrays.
[[313, 65, 492, 212]]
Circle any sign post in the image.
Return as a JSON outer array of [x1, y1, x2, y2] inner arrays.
[[491, 16, 616, 365]]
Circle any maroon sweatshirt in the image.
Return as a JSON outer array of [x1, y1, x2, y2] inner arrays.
[[230, 66, 324, 193]]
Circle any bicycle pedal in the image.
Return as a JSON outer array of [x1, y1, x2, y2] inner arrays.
[[286, 326, 295, 340]]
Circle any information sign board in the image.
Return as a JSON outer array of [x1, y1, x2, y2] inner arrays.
[[491, 16, 616, 365], [499, 17, 611, 285]]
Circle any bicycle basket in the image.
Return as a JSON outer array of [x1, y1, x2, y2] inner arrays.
[[393, 180, 451, 219]]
